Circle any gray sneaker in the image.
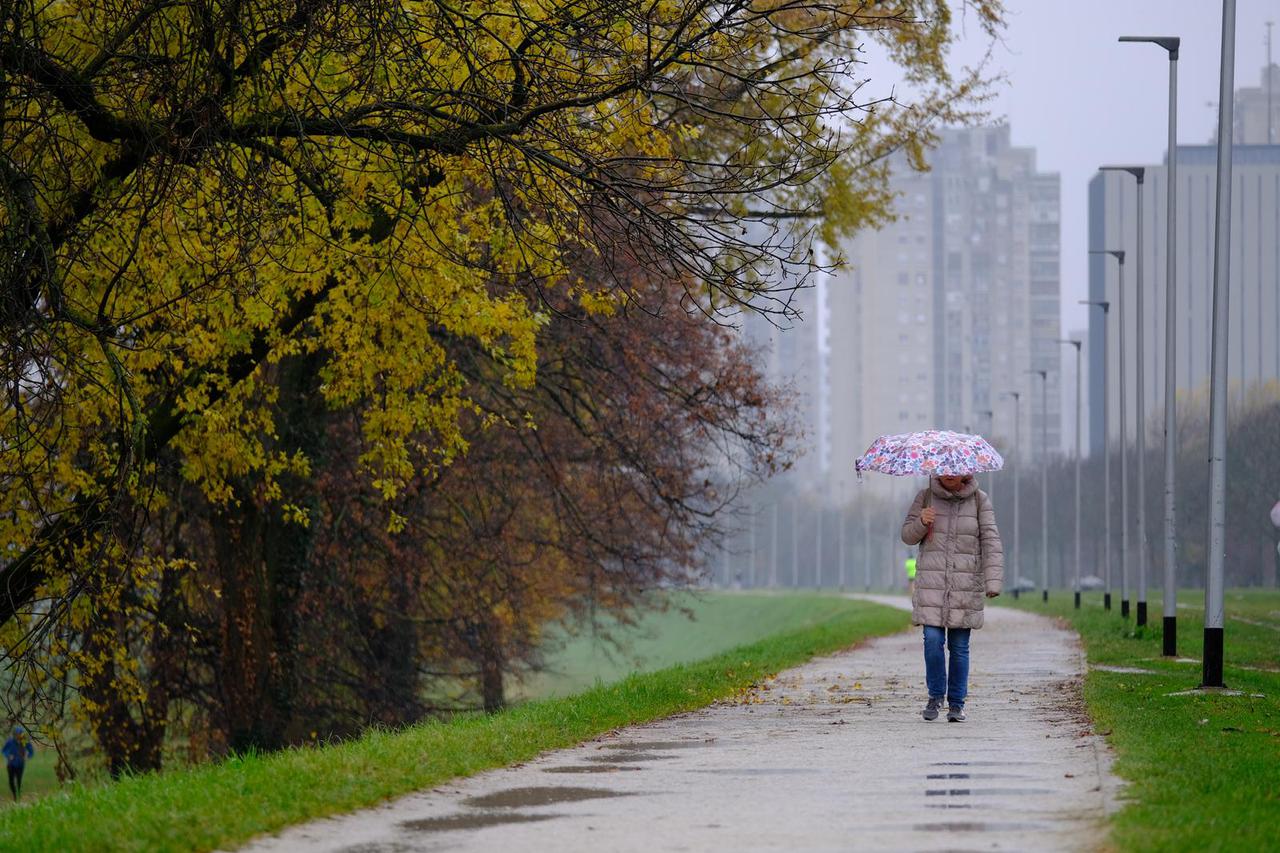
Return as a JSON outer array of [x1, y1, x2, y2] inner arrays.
[[922, 697, 942, 721], [947, 705, 966, 722]]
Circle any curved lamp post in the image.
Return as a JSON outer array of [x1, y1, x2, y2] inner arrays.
[[1100, 166, 1149, 627], [1121, 34, 1182, 652], [1081, 299, 1113, 610], [1091, 248, 1129, 619], [1056, 338, 1084, 608], [1002, 391, 1022, 599], [1027, 368, 1050, 603]]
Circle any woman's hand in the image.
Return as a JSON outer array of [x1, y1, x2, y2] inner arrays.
[[920, 507, 937, 525], [985, 591, 999, 598]]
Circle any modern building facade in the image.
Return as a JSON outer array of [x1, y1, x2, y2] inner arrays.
[[828, 125, 1063, 502], [1086, 142, 1280, 458]]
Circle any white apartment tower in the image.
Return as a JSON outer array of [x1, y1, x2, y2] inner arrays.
[[829, 125, 1063, 501]]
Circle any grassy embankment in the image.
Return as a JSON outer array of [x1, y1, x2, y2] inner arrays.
[[0, 592, 907, 853], [1008, 588, 1279, 852]]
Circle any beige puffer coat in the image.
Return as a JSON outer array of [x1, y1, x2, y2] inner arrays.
[[901, 477, 1004, 629]]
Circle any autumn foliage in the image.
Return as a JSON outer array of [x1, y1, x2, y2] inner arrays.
[[0, 0, 1003, 775]]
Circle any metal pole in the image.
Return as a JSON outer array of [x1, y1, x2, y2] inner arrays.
[[862, 495, 871, 592], [1100, 171, 1146, 623], [1074, 344, 1082, 608], [1160, 39, 1182, 654], [1267, 21, 1274, 144], [1114, 253, 1129, 619], [791, 498, 799, 587], [1083, 300, 1114, 609], [1202, 0, 1235, 689], [815, 505, 824, 588], [1120, 252, 1129, 620], [1103, 305, 1112, 611], [1035, 370, 1049, 603], [1118, 35, 1184, 636], [838, 502, 847, 590], [749, 504, 757, 588], [1059, 340, 1083, 607], [978, 409, 995, 500], [771, 502, 780, 587], [1135, 176, 1148, 626], [1011, 391, 1022, 599]]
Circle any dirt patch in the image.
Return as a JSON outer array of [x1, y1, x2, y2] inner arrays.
[[542, 765, 642, 774], [462, 786, 634, 810]]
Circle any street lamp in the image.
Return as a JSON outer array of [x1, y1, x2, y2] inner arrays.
[[1100, 166, 1149, 627], [1002, 391, 1022, 599], [862, 493, 871, 592], [977, 409, 995, 502], [838, 483, 847, 591], [770, 502, 780, 587], [1091, 248, 1130, 619], [1121, 34, 1182, 654], [1201, 0, 1236, 689], [1028, 369, 1050, 603], [1056, 338, 1084, 608], [1081, 299, 1113, 610]]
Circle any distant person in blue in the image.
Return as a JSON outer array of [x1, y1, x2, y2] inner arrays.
[[3, 726, 34, 801]]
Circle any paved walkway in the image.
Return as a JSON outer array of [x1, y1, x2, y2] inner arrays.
[[240, 597, 1120, 852]]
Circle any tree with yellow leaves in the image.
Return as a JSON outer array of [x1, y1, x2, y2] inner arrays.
[[1, 0, 1004, 763]]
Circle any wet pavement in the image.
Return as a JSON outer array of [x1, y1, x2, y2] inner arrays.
[[239, 597, 1120, 852]]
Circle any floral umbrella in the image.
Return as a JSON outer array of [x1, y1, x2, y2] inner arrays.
[[854, 430, 1003, 478]]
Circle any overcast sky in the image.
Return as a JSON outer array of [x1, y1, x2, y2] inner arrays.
[[941, 0, 1275, 336]]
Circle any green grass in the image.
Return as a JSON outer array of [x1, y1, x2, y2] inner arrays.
[[1006, 588, 1280, 852], [518, 590, 884, 700], [0, 594, 906, 853]]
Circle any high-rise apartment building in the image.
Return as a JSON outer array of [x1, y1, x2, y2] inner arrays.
[[828, 125, 1062, 501]]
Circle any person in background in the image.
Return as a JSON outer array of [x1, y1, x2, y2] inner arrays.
[[905, 549, 918, 596], [3, 726, 34, 801], [901, 474, 1004, 723]]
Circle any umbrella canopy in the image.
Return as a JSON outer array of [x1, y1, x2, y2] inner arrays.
[[855, 430, 1003, 478]]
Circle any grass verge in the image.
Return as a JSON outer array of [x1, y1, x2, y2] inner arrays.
[[1005, 589, 1279, 852], [519, 590, 890, 700], [0, 595, 906, 853]]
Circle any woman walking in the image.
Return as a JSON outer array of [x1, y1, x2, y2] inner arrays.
[[901, 474, 1003, 722]]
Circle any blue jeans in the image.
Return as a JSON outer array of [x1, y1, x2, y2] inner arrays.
[[923, 625, 971, 708]]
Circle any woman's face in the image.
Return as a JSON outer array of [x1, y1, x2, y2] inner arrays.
[[939, 475, 969, 492]]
